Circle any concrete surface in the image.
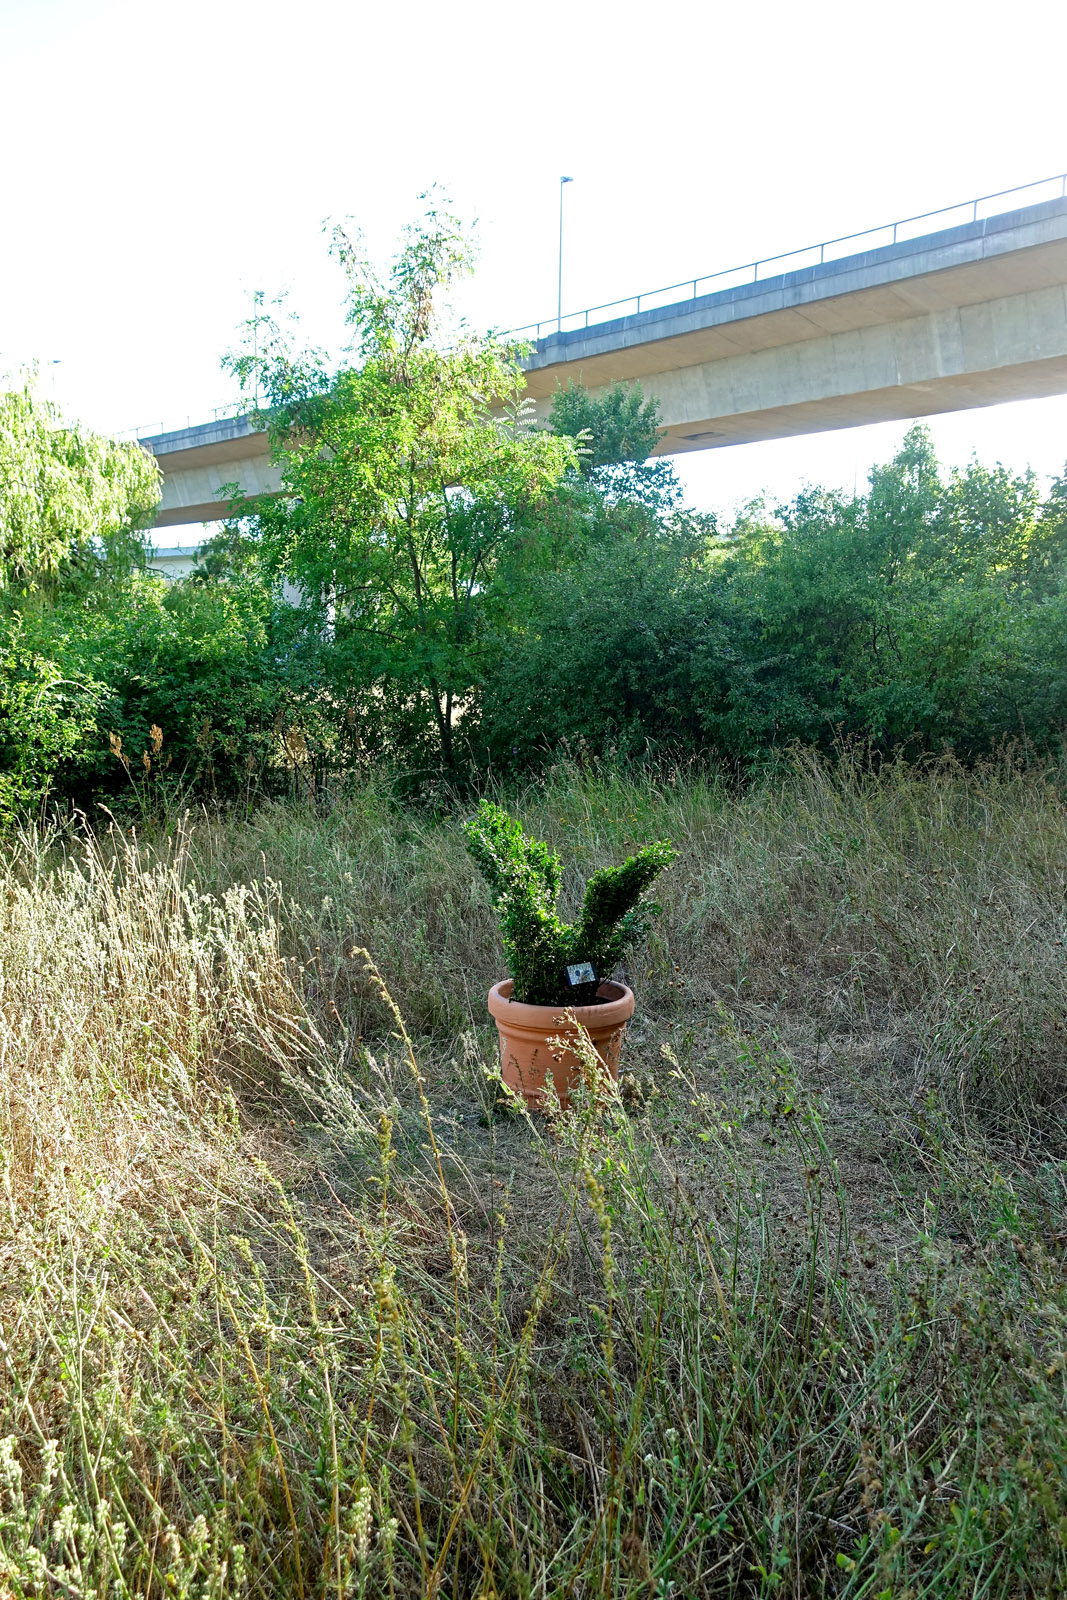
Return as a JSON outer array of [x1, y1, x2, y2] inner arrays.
[[145, 195, 1067, 526]]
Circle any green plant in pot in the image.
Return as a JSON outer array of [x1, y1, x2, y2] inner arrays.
[[464, 800, 674, 1107]]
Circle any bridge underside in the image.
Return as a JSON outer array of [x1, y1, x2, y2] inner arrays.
[[146, 196, 1067, 525], [147, 421, 281, 527], [522, 206, 1067, 455], [651, 353, 1067, 451]]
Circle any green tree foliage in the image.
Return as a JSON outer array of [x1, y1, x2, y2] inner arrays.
[[481, 423, 1067, 768], [464, 800, 675, 1004], [476, 380, 717, 762], [221, 200, 576, 770], [0, 381, 283, 815], [477, 524, 723, 761], [0, 629, 106, 824], [8, 576, 287, 810], [723, 426, 1067, 756], [0, 376, 159, 596], [550, 379, 664, 472], [548, 379, 685, 518], [0, 378, 167, 815], [7, 203, 1067, 827]]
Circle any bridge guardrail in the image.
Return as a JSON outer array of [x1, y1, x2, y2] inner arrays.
[[505, 170, 1067, 343], [116, 401, 255, 445], [122, 170, 1067, 440]]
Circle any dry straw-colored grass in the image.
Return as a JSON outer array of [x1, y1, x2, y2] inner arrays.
[[1, 754, 1066, 1597]]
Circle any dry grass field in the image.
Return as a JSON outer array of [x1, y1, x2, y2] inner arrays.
[[2, 753, 1066, 1597]]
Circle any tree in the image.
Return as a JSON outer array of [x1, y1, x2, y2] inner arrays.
[[549, 379, 683, 515], [0, 377, 162, 818], [222, 200, 576, 770], [472, 380, 721, 766], [718, 425, 1067, 757], [476, 521, 725, 764], [550, 379, 664, 472], [7, 568, 289, 813], [0, 375, 160, 598], [477, 421, 1067, 769]]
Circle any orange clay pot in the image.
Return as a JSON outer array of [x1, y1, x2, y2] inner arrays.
[[487, 978, 635, 1109]]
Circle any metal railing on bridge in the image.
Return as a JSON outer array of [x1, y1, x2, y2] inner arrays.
[[120, 170, 1067, 440], [505, 169, 1067, 344], [115, 401, 254, 445]]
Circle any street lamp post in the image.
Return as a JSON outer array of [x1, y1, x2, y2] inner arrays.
[[558, 176, 573, 334]]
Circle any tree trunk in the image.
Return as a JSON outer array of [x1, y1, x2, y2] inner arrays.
[[431, 687, 454, 769]]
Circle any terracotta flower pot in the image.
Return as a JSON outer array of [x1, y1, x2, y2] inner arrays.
[[487, 978, 635, 1109]]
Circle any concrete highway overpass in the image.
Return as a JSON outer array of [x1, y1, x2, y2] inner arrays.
[[144, 181, 1067, 528]]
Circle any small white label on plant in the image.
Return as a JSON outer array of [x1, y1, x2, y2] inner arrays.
[[565, 962, 596, 986]]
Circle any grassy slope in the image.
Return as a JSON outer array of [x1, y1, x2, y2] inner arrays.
[[2, 755, 1066, 1598]]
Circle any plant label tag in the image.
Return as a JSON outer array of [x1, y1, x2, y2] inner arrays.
[[564, 962, 597, 988]]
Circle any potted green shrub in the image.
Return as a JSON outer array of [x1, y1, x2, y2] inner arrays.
[[464, 801, 675, 1107]]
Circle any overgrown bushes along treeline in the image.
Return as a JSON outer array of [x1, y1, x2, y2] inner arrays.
[[4, 206, 1067, 818]]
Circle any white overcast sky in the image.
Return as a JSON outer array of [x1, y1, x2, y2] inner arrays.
[[2, 0, 1067, 527]]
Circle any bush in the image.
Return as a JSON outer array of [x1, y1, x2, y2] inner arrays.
[[463, 798, 674, 1003], [9, 575, 288, 810], [477, 426, 1067, 771], [97, 578, 288, 803], [0, 638, 104, 824], [476, 528, 726, 766]]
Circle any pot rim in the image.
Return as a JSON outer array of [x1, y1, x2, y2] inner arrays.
[[488, 977, 634, 1031]]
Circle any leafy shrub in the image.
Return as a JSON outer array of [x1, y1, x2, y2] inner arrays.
[[8, 575, 289, 811], [463, 799, 674, 1003], [478, 425, 1067, 770], [96, 578, 288, 803], [475, 527, 728, 765], [0, 640, 104, 823]]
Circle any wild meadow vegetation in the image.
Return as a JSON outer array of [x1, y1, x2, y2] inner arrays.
[[4, 758, 1067, 1598], [2, 205, 1067, 1594]]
